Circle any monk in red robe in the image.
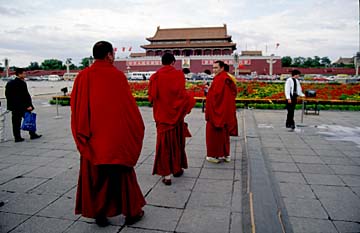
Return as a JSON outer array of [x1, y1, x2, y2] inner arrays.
[[205, 60, 238, 163], [71, 41, 145, 227], [148, 53, 195, 185]]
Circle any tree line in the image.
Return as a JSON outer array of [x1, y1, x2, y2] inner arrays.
[[281, 56, 354, 68], [0, 57, 93, 72]]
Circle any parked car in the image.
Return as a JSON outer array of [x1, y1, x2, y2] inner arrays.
[[48, 75, 62, 81], [190, 73, 213, 81]]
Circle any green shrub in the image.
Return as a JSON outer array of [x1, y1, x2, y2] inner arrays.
[[236, 103, 245, 108], [136, 101, 152, 107], [49, 99, 70, 106], [339, 94, 349, 100], [49, 98, 360, 111]]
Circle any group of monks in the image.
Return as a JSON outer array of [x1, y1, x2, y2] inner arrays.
[[70, 41, 238, 227]]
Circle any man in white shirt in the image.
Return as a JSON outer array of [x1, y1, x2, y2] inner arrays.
[[284, 70, 305, 129]]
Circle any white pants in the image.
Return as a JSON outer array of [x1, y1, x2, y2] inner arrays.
[[0, 106, 6, 142]]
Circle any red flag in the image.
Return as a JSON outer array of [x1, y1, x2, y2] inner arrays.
[[114, 47, 118, 52], [122, 47, 126, 52], [128, 46, 132, 52]]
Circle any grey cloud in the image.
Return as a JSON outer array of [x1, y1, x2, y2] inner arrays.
[[2, 25, 63, 40], [74, 24, 92, 30], [0, 6, 26, 16], [320, 22, 348, 30], [298, 38, 329, 44]]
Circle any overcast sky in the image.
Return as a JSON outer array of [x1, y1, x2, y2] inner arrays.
[[0, 0, 358, 67]]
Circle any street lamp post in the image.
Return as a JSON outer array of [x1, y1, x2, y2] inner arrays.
[[127, 66, 131, 80], [355, 52, 360, 76], [233, 52, 239, 77], [4, 58, 9, 78], [65, 58, 72, 75], [266, 54, 276, 76], [64, 58, 72, 93]]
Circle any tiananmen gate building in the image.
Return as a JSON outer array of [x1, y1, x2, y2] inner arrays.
[[114, 25, 283, 75]]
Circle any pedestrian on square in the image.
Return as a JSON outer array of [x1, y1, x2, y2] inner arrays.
[[202, 69, 212, 114], [284, 69, 305, 129], [202, 81, 210, 113], [205, 61, 237, 163], [148, 53, 195, 186], [5, 68, 42, 142], [71, 41, 146, 226]]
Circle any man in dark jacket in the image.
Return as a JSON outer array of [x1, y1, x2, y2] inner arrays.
[[5, 68, 41, 142]]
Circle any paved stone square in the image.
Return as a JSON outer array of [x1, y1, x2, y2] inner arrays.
[[0, 97, 359, 233]]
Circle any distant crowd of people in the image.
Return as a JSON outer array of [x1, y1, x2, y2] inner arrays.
[[2, 40, 304, 227]]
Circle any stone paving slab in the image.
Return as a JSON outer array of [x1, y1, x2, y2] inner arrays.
[[176, 208, 231, 233], [10, 216, 74, 233], [130, 205, 182, 232], [334, 221, 360, 233], [289, 217, 338, 233], [279, 183, 316, 199], [321, 198, 360, 222], [0, 212, 30, 233], [37, 195, 80, 220], [0, 192, 59, 215]]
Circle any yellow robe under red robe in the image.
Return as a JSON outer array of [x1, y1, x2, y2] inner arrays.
[[205, 70, 237, 158]]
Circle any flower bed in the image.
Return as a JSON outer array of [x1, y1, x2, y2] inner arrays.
[[50, 81, 360, 110], [52, 81, 359, 101], [129, 81, 360, 101]]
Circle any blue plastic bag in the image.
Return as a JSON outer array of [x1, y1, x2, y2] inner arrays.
[[21, 112, 37, 132]]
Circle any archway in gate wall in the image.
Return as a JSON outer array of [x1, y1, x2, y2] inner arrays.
[[147, 50, 155, 56], [183, 50, 193, 56], [155, 50, 163, 56], [173, 50, 181, 56]]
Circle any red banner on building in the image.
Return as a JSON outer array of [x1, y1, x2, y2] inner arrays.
[[201, 59, 251, 66], [239, 59, 251, 65], [126, 60, 162, 66]]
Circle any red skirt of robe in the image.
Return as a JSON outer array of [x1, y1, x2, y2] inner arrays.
[[206, 121, 230, 158], [152, 121, 188, 176], [75, 157, 146, 218]]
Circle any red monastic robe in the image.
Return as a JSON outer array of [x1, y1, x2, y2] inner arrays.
[[205, 70, 237, 158], [71, 60, 145, 218], [148, 65, 195, 176]]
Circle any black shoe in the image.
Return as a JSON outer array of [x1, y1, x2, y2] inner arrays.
[[125, 210, 144, 225], [173, 169, 184, 177], [162, 178, 172, 186], [15, 138, 24, 142], [95, 217, 110, 227], [291, 125, 296, 129], [30, 134, 42, 140], [0, 201, 4, 207]]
